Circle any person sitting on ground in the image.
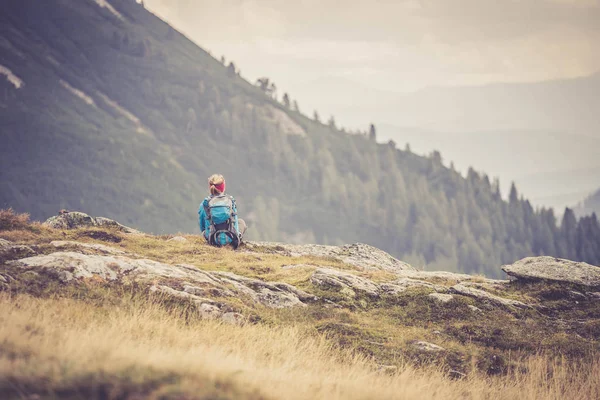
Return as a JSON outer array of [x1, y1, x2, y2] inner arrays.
[[198, 174, 247, 249]]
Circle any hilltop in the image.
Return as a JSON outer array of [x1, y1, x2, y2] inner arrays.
[[1, 0, 600, 278], [1, 209, 599, 399]]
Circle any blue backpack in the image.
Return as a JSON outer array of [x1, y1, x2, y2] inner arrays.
[[203, 195, 240, 249]]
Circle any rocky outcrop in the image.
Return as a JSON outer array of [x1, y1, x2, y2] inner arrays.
[[43, 212, 141, 234], [246, 242, 415, 273], [395, 270, 509, 285], [9, 250, 315, 309], [311, 268, 447, 299], [0, 238, 35, 260], [502, 256, 600, 287], [428, 293, 454, 303], [311, 268, 381, 298], [450, 284, 529, 308]]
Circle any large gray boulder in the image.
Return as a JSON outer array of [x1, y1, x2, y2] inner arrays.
[[502, 256, 600, 287], [245, 242, 415, 273], [43, 211, 141, 234]]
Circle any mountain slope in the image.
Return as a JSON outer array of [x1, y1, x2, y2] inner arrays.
[[1, 0, 599, 277]]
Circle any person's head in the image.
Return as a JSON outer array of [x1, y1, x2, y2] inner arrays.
[[208, 174, 226, 195]]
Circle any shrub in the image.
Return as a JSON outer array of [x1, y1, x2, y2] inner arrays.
[[0, 208, 31, 231]]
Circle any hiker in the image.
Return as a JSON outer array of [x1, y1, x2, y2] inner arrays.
[[198, 174, 247, 249]]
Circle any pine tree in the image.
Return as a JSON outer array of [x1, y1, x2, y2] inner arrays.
[[282, 93, 290, 109], [369, 124, 376, 141]]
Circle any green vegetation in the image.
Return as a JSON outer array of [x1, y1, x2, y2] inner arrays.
[[1, 0, 600, 278]]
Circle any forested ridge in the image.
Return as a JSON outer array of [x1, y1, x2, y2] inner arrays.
[[1, 0, 599, 277]]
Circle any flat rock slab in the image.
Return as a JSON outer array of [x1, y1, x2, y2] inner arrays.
[[246, 242, 415, 273], [395, 270, 509, 285], [450, 284, 529, 309], [311, 268, 446, 299], [9, 252, 314, 308], [502, 256, 600, 287]]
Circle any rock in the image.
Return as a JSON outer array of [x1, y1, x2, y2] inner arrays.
[[198, 303, 222, 320], [221, 312, 245, 325], [245, 241, 415, 273], [412, 341, 445, 352], [43, 212, 140, 234], [380, 278, 448, 295], [450, 284, 529, 308], [502, 256, 600, 287], [396, 270, 509, 285], [10, 252, 314, 308], [150, 284, 215, 304], [311, 268, 448, 300], [211, 271, 317, 308], [167, 236, 188, 243], [428, 293, 454, 303], [569, 291, 587, 300], [50, 241, 126, 255], [0, 239, 36, 260], [183, 283, 234, 298], [311, 268, 380, 298]]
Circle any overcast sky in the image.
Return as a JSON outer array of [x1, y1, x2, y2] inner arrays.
[[144, 0, 600, 93]]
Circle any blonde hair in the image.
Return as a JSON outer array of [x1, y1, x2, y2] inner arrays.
[[208, 174, 225, 195]]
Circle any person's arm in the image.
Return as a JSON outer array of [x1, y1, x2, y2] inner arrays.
[[198, 201, 206, 234]]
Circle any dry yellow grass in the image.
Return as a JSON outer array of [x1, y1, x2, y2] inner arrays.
[[1, 293, 598, 400]]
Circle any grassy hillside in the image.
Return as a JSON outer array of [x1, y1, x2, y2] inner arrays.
[[1, 211, 599, 399], [1, 0, 600, 277]]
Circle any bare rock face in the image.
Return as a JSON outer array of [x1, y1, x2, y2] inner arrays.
[[9, 250, 315, 309], [43, 212, 141, 234], [450, 284, 529, 308], [502, 256, 600, 287], [428, 293, 454, 303], [311, 268, 381, 298], [311, 268, 447, 299], [245, 241, 415, 273], [0, 238, 35, 260]]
